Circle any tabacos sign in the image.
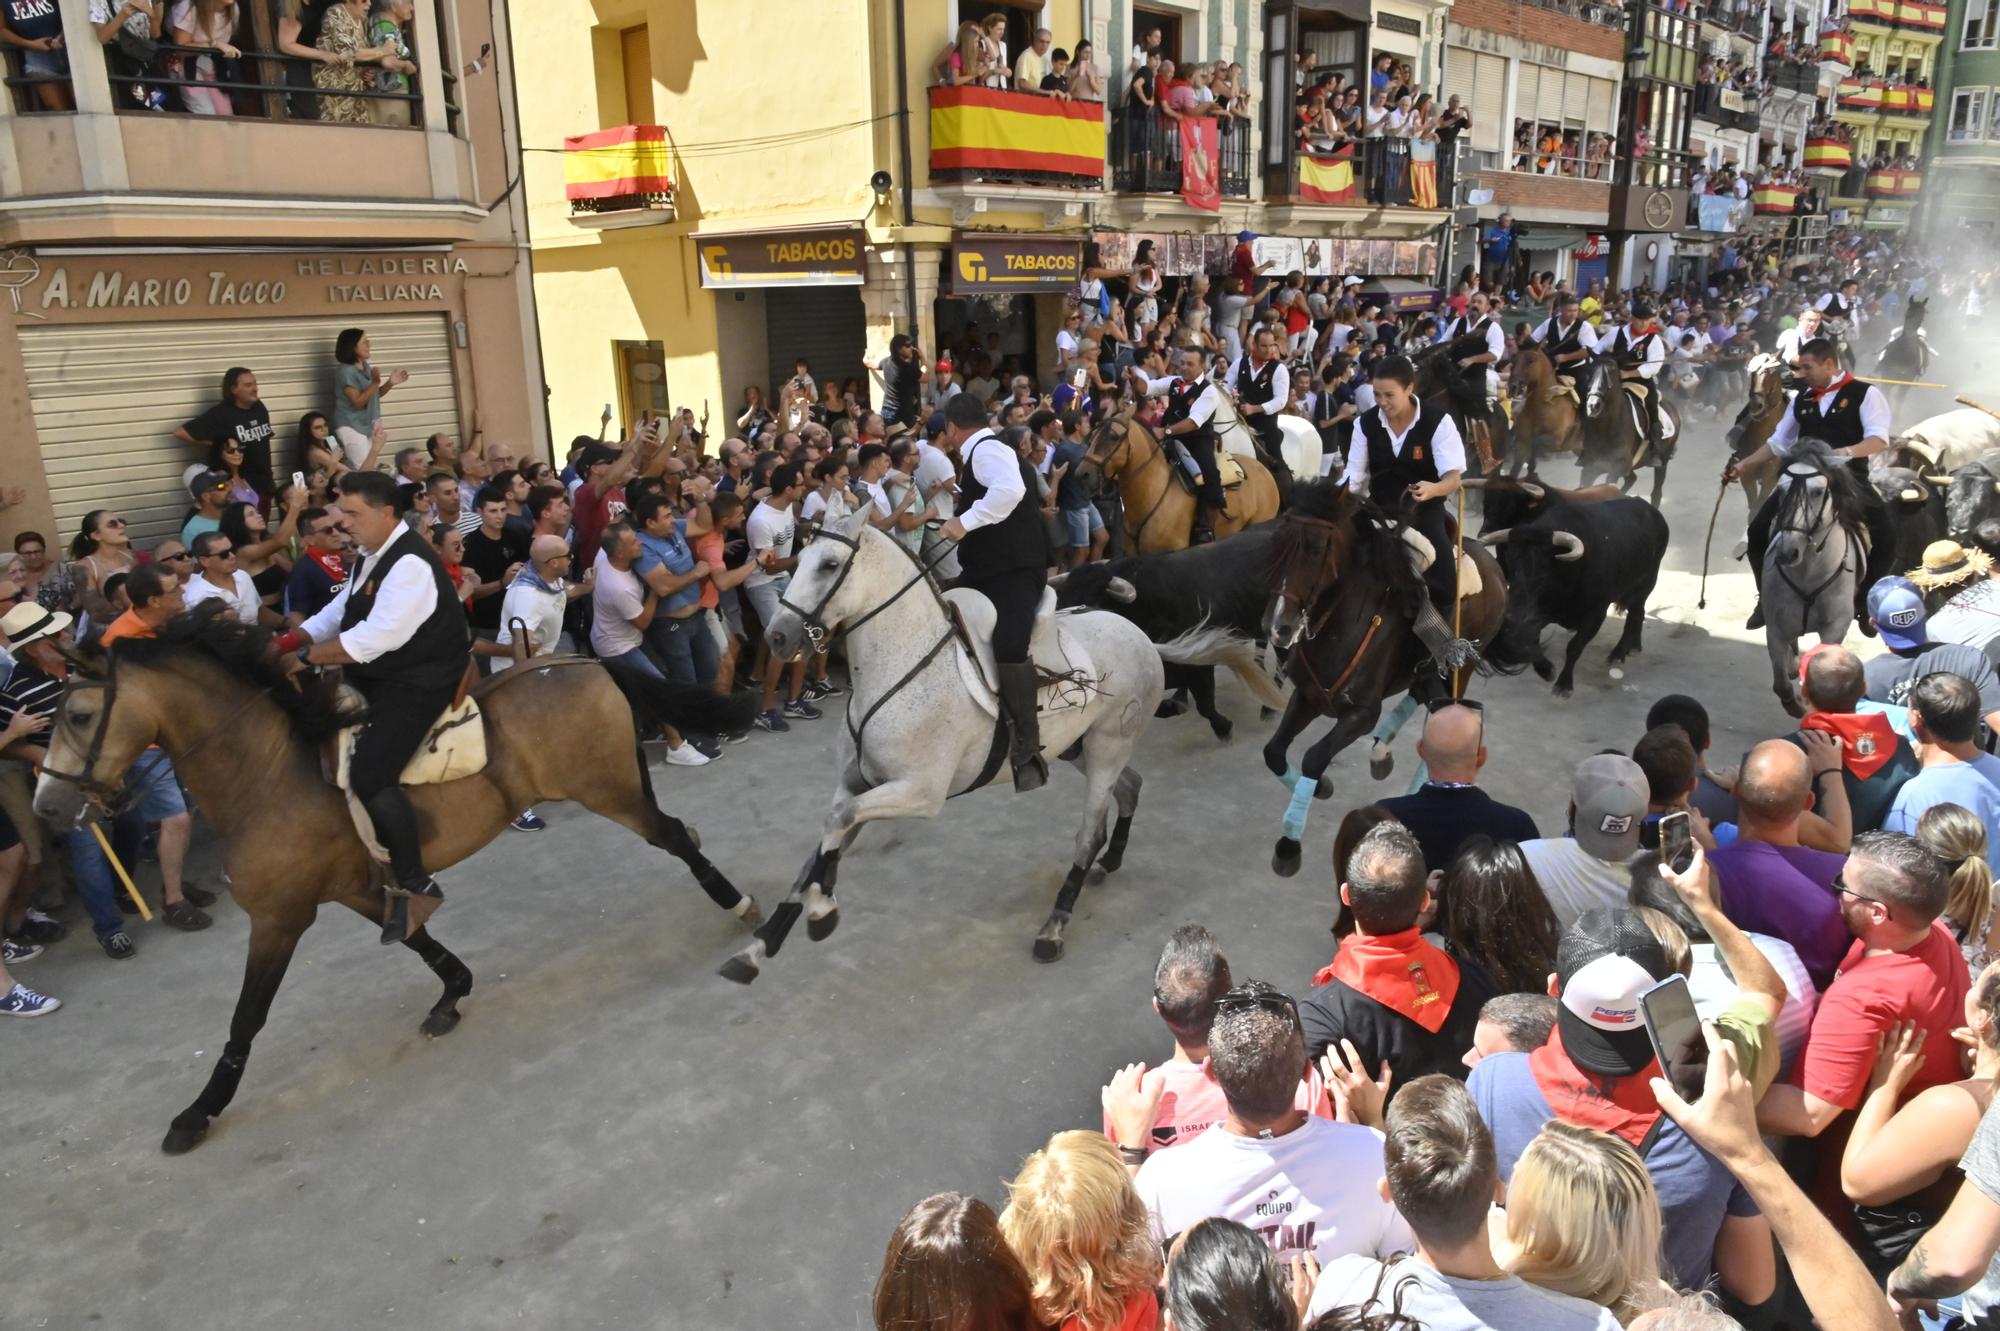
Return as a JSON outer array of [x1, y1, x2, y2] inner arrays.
[[697, 228, 865, 288], [949, 238, 1082, 295]]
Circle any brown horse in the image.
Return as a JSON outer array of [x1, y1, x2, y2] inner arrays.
[[1727, 352, 1786, 515], [1075, 409, 1282, 554], [1257, 480, 1509, 878], [31, 609, 757, 1156], [1509, 344, 1581, 474]]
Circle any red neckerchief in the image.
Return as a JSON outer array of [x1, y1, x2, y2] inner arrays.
[[1061, 1293, 1159, 1331], [1527, 1027, 1663, 1148], [307, 549, 347, 588], [1813, 371, 1854, 410], [1801, 710, 1898, 780], [1313, 928, 1461, 1033]]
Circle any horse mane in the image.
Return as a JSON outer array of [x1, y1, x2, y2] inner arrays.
[[106, 601, 363, 745], [1272, 478, 1421, 600], [1778, 444, 1872, 536]]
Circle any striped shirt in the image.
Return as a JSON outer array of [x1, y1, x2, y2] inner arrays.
[[0, 658, 66, 724]]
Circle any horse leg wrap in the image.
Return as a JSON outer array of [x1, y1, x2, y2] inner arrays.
[[1055, 863, 1089, 916], [193, 1045, 251, 1118], [1100, 815, 1134, 871], [754, 899, 805, 957], [1282, 779, 1317, 841], [1278, 764, 1306, 793]]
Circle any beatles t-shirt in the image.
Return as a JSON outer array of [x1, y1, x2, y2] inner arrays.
[[180, 400, 275, 491]]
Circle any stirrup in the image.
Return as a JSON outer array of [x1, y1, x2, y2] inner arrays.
[[1745, 601, 1765, 631], [1012, 753, 1050, 793]]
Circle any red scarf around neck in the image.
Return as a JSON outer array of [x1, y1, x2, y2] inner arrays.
[[1801, 710, 1899, 780], [1527, 1027, 1662, 1148], [307, 548, 348, 588], [1313, 928, 1461, 1033]]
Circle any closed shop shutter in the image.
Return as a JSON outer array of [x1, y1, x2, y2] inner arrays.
[[1472, 53, 1505, 152], [765, 285, 867, 415], [24, 311, 458, 549]]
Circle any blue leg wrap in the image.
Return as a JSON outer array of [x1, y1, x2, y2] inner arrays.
[[1282, 778, 1316, 841]]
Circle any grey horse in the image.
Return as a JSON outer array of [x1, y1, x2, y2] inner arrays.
[[723, 509, 1269, 979], [1762, 449, 1870, 715]]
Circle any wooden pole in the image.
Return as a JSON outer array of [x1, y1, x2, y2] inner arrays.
[[90, 822, 152, 922], [1452, 484, 1466, 700]]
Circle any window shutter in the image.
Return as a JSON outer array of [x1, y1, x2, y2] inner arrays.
[[1563, 71, 1590, 122], [1586, 75, 1616, 132], [1538, 66, 1566, 122], [1472, 53, 1505, 151]]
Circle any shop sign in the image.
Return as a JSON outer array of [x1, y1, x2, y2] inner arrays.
[[697, 228, 865, 288], [1572, 234, 1608, 259], [0, 248, 468, 324], [949, 238, 1082, 294]]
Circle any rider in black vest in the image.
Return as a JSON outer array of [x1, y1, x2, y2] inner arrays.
[[1726, 335, 1898, 631], [1341, 355, 1478, 675], [1135, 346, 1229, 544], [1608, 302, 1667, 457], [938, 392, 1051, 792], [1531, 292, 1598, 395], [281, 470, 470, 942], [1230, 326, 1294, 494]]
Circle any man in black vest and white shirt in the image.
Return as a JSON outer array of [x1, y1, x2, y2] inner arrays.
[[1227, 327, 1293, 492], [1439, 290, 1504, 404], [1340, 355, 1477, 673], [1726, 336, 1897, 631], [1605, 301, 1667, 457], [1529, 291, 1599, 396], [1132, 347, 1228, 544], [280, 470, 471, 941], [938, 394, 1052, 792], [1816, 278, 1862, 327]]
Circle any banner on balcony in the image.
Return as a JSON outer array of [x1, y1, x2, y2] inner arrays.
[[1179, 119, 1221, 212], [1752, 184, 1802, 214], [1697, 194, 1743, 232], [1297, 148, 1357, 205], [563, 124, 674, 201], [1718, 88, 1750, 113], [928, 86, 1105, 182], [1805, 137, 1853, 170], [948, 238, 1083, 295]]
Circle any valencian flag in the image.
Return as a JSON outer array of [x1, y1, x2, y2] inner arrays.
[[1179, 118, 1221, 211], [563, 124, 674, 200], [1297, 147, 1357, 205], [1408, 139, 1438, 209], [929, 86, 1105, 182]]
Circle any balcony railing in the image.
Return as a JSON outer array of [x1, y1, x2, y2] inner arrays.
[[1693, 82, 1762, 129], [1753, 181, 1805, 212], [1108, 108, 1250, 199], [1805, 136, 1855, 171], [930, 85, 1106, 190], [564, 124, 675, 223], [1837, 77, 1934, 114], [1520, 0, 1629, 29], [1866, 166, 1923, 197], [1769, 63, 1825, 94], [1818, 28, 1857, 64], [1846, 0, 1947, 32]]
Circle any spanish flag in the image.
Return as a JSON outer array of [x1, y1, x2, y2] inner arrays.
[[1805, 137, 1853, 170], [1298, 148, 1356, 205], [929, 85, 1105, 179], [563, 124, 673, 200], [1819, 28, 1855, 64], [1753, 184, 1801, 214]]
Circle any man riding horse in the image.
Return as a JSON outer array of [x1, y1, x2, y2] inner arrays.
[[1132, 347, 1229, 545], [1725, 334, 1897, 632], [276, 469, 469, 943], [1227, 326, 1295, 493], [1529, 290, 1600, 397], [1605, 299, 1667, 463], [1439, 290, 1504, 414], [1340, 354, 1477, 674]]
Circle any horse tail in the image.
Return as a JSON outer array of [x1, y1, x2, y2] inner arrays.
[[601, 660, 759, 737], [1155, 626, 1289, 708]]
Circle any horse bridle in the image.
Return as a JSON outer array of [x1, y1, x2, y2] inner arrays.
[[1087, 416, 1178, 546], [1770, 468, 1856, 606], [776, 521, 957, 656], [35, 674, 120, 813]]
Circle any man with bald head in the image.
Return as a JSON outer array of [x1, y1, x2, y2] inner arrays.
[[1378, 701, 1538, 872], [496, 534, 586, 661], [1789, 643, 1917, 835], [1709, 739, 1853, 990]]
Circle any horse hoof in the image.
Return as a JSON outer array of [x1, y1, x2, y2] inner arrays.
[[1209, 716, 1233, 741], [1272, 838, 1303, 877], [1369, 746, 1395, 781], [1155, 697, 1189, 719], [162, 1117, 210, 1155], [736, 895, 764, 929], [806, 906, 841, 943], [1552, 682, 1574, 699], [717, 951, 762, 985], [421, 1009, 461, 1038], [1532, 658, 1555, 682], [1097, 849, 1125, 874], [1313, 776, 1333, 801]]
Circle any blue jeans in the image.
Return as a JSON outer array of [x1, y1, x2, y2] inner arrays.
[[647, 612, 719, 685], [600, 646, 664, 680], [65, 752, 187, 939]]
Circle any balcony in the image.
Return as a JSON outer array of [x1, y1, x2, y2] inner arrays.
[[1805, 135, 1855, 173], [1753, 181, 1805, 213], [1866, 166, 1923, 198], [564, 125, 675, 230], [1702, 0, 1765, 40], [1108, 108, 1250, 199], [927, 84, 1106, 226], [1837, 77, 1935, 124], [1693, 82, 1762, 131], [1818, 27, 1857, 66], [1520, 0, 1629, 30], [1845, 0, 1947, 36]]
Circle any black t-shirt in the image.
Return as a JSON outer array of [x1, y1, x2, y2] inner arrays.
[[1377, 784, 1540, 873], [461, 525, 528, 631], [181, 400, 276, 491]]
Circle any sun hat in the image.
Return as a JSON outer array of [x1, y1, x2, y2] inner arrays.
[[1907, 539, 1993, 593]]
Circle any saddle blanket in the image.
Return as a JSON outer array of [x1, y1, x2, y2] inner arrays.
[[1621, 382, 1679, 445], [1168, 438, 1246, 491], [945, 586, 1099, 720], [332, 695, 488, 791], [1395, 526, 1484, 600]]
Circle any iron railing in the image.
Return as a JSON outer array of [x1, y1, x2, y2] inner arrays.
[[1110, 107, 1252, 199]]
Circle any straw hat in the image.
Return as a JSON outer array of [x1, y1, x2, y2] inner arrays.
[[1908, 539, 1995, 592]]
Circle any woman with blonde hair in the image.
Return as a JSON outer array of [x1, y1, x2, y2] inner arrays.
[[931, 19, 987, 86], [1499, 1122, 1672, 1323], [1000, 1131, 1162, 1331], [1918, 802, 1999, 970]]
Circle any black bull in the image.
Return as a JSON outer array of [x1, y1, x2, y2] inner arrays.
[[1472, 479, 1671, 697], [1053, 524, 1287, 740]]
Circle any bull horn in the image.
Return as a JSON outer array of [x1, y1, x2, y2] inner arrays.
[[1520, 481, 1547, 500], [1924, 473, 1952, 485], [1900, 487, 1925, 502], [1552, 530, 1585, 561], [1046, 571, 1069, 589], [1106, 576, 1138, 603], [1478, 528, 1513, 545], [1901, 438, 1941, 465]]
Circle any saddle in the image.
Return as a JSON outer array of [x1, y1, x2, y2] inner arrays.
[[1394, 523, 1484, 600], [1619, 382, 1679, 463], [1166, 438, 1247, 494], [943, 585, 1097, 721]]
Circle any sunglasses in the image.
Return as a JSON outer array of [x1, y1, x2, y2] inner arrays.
[[102, 518, 127, 529], [206, 547, 236, 559], [163, 551, 192, 562], [1832, 874, 1881, 908], [1215, 986, 1301, 1028]]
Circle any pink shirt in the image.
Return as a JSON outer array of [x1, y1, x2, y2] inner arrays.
[[1103, 1058, 1332, 1153]]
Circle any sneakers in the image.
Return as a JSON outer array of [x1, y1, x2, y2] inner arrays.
[[0, 984, 59, 1017], [754, 710, 790, 733], [510, 809, 548, 832], [783, 698, 823, 722], [724, 727, 752, 744], [804, 678, 845, 702], [16, 909, 63, 944], [162, 900, 213, 932], [99, 930, 136, 960], [664, 742, 712, 767], [2, 937, 42, 964], [688, 735, 723, 760]]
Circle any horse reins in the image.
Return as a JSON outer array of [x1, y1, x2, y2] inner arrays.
[[1273, 512, 1393, 704], [1089, 419, 1175, 547], [1770, 475, 1859, 608]]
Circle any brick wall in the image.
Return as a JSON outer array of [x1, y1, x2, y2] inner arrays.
[[1481, 172, 1615, 217], [1450, 0, 1626, 61]]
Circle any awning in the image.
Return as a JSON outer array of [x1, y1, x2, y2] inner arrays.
[[1292, 0, 1372, 18], [1354, 275, 1441, 312], [1519, 228, 1590, 252]]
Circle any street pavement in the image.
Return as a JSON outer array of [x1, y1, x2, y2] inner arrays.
[[10, 407, 1859, 1329]]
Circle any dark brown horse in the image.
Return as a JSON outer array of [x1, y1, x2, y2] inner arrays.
[[1508, 344, 1581, 475], [1257, 480, 1509, 878], [32, 608, 756, 1155]]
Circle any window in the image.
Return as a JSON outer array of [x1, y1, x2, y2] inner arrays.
[[1950, 87, 1988, 140], [1988, 92, 2000, 141], [1967, 0, 2000, 48], [1132, 6, 1185, 66], [1506, 64, 1616, 176], [620, 25, 653, 125], [964, 1, 1043, 70], [614, 341, 669, 426]]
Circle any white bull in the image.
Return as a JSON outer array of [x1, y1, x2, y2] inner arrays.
[[1875, 408, 2000, 480]]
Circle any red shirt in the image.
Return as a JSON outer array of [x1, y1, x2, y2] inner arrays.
[[1799, 920, 1971, 1110], [572, 481, 626, 567]]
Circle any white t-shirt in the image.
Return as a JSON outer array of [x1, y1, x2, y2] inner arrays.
[[1308, 1254, 1621, 1331], [744, 500, 796, 589], [863, 477, 894, 519], [495, 576, 566, 656], [1056, 328, 1080, 361], [183, 568, 262, 625], [589, 551, 647, 658], [1519, 837, 1636, 930], [1133, 1117, 1415, 1268]]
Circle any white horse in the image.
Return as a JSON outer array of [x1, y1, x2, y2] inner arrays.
[[721, 510, 1258, 980], [1763, 452, 1867, 716], [1211, 386, 1325, 483]]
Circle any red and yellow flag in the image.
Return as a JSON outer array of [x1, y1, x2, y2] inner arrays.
[[929, 86, 1105, 179], [563, 124, 673, 200], [1805, 137, 1853, 170], [1297, 148, 1356, 205], [1753, 184, 1801, 214]]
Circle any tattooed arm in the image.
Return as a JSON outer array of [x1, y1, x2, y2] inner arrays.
[[1888, 1183, 2000, 1329]]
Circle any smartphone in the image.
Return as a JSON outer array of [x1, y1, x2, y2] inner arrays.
[[1073, 368, 1087, 388], [291, 470, 305, 491], [1639, 974, 1706, 1103], [1658, 809, 1693, 875], [604, 402, 613, 417]]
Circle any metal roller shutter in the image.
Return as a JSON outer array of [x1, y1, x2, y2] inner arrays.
[[1515, 64, 1539, 129], [24, 311, 458, 549], [765, 286, 867, 415], [1587, 76, 1616, 134], [1563, 72, 1590, 122], [1538, 67, 1566, 121], [1442, 46, 1476, 113], [1472, 53, 1505, 152]]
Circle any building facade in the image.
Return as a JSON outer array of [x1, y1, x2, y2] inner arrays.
[[1924, 0, 2000, 234], [0, 0, 545, 552]]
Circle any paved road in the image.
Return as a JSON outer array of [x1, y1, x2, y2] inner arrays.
[[14, 414, 1829, 1329]]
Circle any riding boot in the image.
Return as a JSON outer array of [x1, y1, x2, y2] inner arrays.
[[997, 663, 1049, 793], [362, 787, 444, 945], [1744, 489, 1776, 630], [1410, 595, 1480, 676]]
